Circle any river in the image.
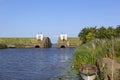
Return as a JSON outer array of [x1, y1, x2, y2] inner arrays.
[[0, 47, 75, 80]]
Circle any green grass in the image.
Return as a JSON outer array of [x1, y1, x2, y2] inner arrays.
[[73, 41, 97, 69], [58, 37, 81, 45], [67, 37, 81, 45], [73, 38, 120, 69], [0, 37, 43, 48], [0, 43, 7, 49]]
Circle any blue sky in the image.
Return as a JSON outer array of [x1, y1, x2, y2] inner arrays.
[[0, 0, 120, 42]]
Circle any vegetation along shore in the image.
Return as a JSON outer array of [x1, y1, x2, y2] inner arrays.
[[73, 25, 120, 80]]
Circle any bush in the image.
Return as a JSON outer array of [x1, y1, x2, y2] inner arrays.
[[0, 44, 8, 49], [73, 38, 120, 69], [73, 41, 97, 69]]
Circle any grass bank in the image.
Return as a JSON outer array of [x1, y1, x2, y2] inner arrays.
[[0, 44, 8, 49], [72, 38, 120, 79], [73, 38, 120, 69], [0, 38, 44, 48]]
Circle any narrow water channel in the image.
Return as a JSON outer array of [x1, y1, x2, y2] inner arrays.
[[0, 48, 75, 80]]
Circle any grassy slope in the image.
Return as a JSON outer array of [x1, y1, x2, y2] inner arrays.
[[0, 38, 43, 47], [73, 38, 120, 69], [58, 37, 81, 45], [67, 37, 81, 45], [0, 37, 81, 47]]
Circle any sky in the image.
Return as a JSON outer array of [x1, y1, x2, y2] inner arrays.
[[0, 0, 120, 42]]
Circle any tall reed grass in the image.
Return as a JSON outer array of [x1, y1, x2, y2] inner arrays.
[[73, 38, 120, 69]]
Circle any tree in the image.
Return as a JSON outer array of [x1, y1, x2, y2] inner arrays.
[[96, 26, 107, 39], [78, 28, 89, 43], [115, 25, 120, 37], [78, 27, 96, 43], [106, 26, 115, 39], [78, 25, 120, 44]]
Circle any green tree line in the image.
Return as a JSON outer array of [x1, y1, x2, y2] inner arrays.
[[78, 25, 120, 43]]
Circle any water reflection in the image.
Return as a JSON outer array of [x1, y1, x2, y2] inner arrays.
[[60, 54, 69, 62], [0, 48, 74, 80]]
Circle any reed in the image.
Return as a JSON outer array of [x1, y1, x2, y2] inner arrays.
[[73, 41, 97, 69], [73, 38, 120, 69]]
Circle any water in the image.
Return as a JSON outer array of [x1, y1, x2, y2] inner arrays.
[[0, 47, 74, 80]]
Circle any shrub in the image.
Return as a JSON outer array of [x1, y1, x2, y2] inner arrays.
[[0, 44, 8, 49], [73, 38, 120, 69]]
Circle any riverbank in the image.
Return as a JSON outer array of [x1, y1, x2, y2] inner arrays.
[[73, 38, 120, 80], [0, 37, 81, 48], [0, 37, 52, 48], [0, 44, 7, 49], [0, 38, 34, 48]]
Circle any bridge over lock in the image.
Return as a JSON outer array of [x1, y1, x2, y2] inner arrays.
[[0, 34, 81, 48], [56, 34, 81, 48]]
